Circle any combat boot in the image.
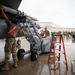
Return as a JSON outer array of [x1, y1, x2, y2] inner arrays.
[[1, 63, 9, 70], [13, 61, 18, 68]]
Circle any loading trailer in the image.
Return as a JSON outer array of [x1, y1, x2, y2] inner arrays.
[[16, 19, 51, 60]]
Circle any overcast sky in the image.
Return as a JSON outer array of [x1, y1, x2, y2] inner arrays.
[[19, 0, 75, 28]]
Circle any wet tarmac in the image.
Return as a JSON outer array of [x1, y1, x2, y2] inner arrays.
[[0, 35, 75, 75]]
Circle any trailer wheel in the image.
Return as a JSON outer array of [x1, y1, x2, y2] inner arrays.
[[31, 50, 39, 61], [17, 49, 25, 59]]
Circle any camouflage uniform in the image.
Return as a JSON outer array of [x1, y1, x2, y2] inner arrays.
[[0, 5, 22, 70], [2, 19, 22, 70], [5, 38, 17, 63]]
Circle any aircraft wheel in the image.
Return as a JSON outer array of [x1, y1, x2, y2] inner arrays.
[[31, 50, 39, 61], [17, 49, 25, 59]]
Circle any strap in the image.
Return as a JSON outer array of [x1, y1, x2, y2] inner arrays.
[[7, 26, 16, 34]]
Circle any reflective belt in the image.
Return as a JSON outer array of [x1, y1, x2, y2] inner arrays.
[[7, 26, 16, 34]]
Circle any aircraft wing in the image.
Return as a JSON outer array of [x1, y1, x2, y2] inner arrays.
[[0, 0, 22, 10]]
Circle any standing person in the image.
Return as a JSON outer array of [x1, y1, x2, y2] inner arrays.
[[0, 4, 22, 70], [43, 27, 50, 38]]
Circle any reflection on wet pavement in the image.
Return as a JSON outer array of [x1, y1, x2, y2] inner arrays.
[[0, 35, 75, 75]]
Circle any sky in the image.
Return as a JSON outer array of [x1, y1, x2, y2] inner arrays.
[[19, 0, 75, 28]]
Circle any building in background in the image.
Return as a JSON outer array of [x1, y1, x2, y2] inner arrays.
[[38, 22, 61, 28], [38, 22, 61, 33], [38, 22, 75, 35]]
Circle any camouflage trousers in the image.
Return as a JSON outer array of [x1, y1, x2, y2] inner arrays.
[[4, 38, 18, 63]]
